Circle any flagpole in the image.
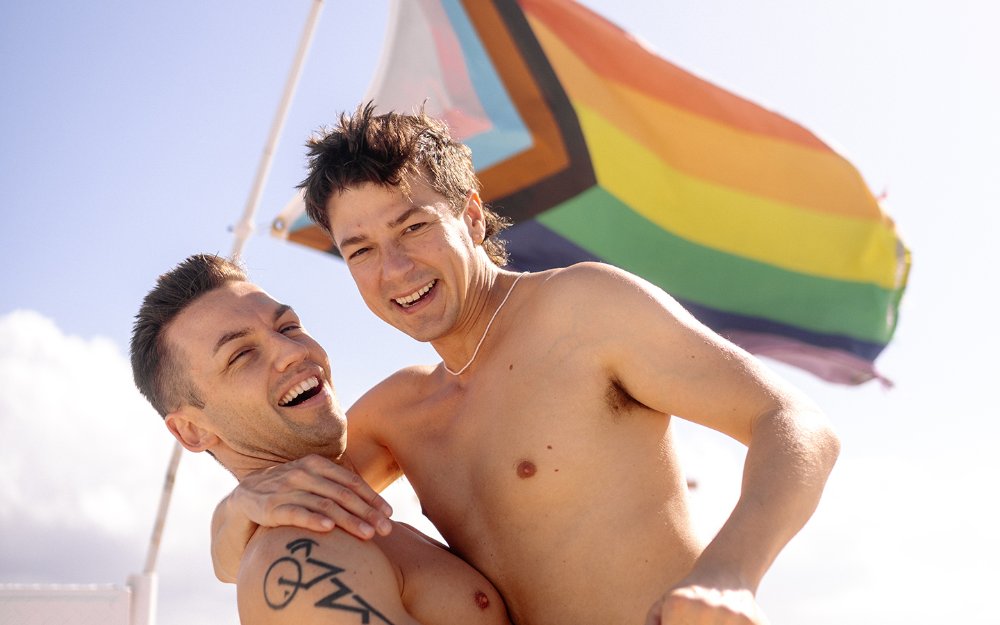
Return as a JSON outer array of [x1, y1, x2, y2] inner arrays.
[[138, 4, 325, 623], [231, 0, 325, 260]]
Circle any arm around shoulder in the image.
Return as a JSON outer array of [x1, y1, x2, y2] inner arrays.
[[344, 365, 434, 491], [211, 457, 396, 584], [211, 489, 259, 583]]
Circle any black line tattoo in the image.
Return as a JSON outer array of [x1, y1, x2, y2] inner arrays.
[[262, 537, 396, 624]]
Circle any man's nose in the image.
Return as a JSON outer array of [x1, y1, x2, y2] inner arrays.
[[381, 242, 415, 280], [273, 333, 309, 371]]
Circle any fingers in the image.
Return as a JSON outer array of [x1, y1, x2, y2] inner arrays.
[[267, 457, 393, 535], [235, 455, 394, 539], [264, 500, 338, 533], [648, 587, 767, 625], [294, 482, 394, 538], [264, 497, 382, 540], [297, 455, 394, 518]]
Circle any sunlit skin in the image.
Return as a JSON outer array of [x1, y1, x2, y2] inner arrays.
[[163, 282, 347, 474], [328, 176, 515, 372], [162, 281, 512, 625], [320, 176, 832, 625], [212, 173, 839, 625]]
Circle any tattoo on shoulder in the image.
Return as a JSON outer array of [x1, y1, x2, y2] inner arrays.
[[262, 537, 396, 624]]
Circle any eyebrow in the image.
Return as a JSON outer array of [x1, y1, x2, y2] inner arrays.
[[337, 206, 425, 250], [211, 304, 294, 356]]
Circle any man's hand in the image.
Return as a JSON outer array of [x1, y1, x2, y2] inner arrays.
[[233, 454, 394, 538], [644, 585, 769, 625], [212, 455, 394, 583]]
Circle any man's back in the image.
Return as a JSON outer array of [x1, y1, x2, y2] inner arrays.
[[348, 265, 719, 625], [238, 524, 510, 625]]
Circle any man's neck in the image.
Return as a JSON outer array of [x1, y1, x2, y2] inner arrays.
[[228, 452, 345, 483], [434, 268, 522, 376]]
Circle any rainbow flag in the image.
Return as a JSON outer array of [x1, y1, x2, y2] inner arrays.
[[272, 0, 910, 385]]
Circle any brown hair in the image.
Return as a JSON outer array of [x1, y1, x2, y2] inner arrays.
[[130, 254, 247, 417], [300, 102, 510, 265]]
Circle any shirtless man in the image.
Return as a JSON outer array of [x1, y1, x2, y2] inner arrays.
[[214, 104, 841, 625], [130, 254, 510, 625]]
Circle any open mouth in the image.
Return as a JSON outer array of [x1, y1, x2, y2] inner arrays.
[[279, 376, 323, 407], [394, 279, 436, 308]]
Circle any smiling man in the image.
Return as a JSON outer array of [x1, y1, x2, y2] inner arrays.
[[130, 254, 510, 625], [212, 104, 841, 625]]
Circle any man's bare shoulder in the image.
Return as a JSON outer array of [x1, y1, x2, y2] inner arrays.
[[237, 526, 414, 625], [349, 365, 437, 421], [527, 262, 686, 325], [532, 262, 668, 299]]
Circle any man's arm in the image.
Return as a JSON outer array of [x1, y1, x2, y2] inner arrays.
[[237, 526, 422, 625], [644, 400, 835, 625], [649, 401, 836, 624], [560, 263, 840, 623]]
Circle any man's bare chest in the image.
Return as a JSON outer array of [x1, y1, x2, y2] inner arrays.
[[384, 359, 630, 536]]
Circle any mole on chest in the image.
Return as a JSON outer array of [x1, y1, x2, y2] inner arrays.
[[514, 444, 561, 479]]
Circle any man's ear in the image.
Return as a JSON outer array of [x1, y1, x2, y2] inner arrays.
[[165, 406, 219, 453], [463, 191, 486, 244]]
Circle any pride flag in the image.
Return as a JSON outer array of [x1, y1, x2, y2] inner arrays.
[[272, 0, 910, 385]]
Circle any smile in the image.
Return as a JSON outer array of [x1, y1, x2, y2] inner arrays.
[[279, 376, 322, 407], [394, 280, 436, 308]]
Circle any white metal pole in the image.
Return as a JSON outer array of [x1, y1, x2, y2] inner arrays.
[[138, 5, 325, 622], [144, 441, 183, 575], [231, 0, 325, 259]]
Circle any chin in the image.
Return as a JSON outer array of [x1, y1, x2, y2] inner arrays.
[[402, 315, 454, 342]]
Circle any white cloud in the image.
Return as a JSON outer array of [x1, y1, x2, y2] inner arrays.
[[0, 310, 238, 624], [0, 310, 164, 543]]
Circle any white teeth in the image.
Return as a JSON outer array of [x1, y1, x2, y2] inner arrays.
[[280, 376, 319, 406], [394, 280, 435, 307]]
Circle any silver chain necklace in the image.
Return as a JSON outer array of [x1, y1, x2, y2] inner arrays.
[[443, 273, 526, 376]]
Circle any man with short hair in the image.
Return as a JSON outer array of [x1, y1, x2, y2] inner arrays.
[[214, 104, 841, 625], [131, 253, 511, 625]]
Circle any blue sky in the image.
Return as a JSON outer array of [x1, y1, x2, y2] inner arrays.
[[1, 2, 998, 624]]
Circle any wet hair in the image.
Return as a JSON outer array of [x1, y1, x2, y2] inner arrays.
[[299, 101, 510, 265], [130, 254, 247, 417]]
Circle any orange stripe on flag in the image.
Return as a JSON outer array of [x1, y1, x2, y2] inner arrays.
[[520, 0, 831, 152]]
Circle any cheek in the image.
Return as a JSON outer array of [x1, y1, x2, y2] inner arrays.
[[365, 298, 391, 322], [439, 225, 475, 257], [359, 290, 386, 318], [349, 272, 391, 317]]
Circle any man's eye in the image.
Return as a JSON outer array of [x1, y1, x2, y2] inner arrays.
[[229, 348, 252, 366], [405, 222, 426, 233], [280, 324, 302, 334], [348, 247, 369, 260]]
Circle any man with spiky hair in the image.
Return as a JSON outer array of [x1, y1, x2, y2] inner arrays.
[[213, 104, 840, 625], [131, 253, 511, 625]]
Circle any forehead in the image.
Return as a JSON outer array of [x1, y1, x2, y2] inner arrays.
[[165, 282, 279, 358], [326, 177, 452, 242]]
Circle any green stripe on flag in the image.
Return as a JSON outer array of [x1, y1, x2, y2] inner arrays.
[[538, 186, 898, 343]]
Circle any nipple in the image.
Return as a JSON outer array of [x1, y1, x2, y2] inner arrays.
[[474, 590, 490, 610], [516, 460, 537, 479]]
